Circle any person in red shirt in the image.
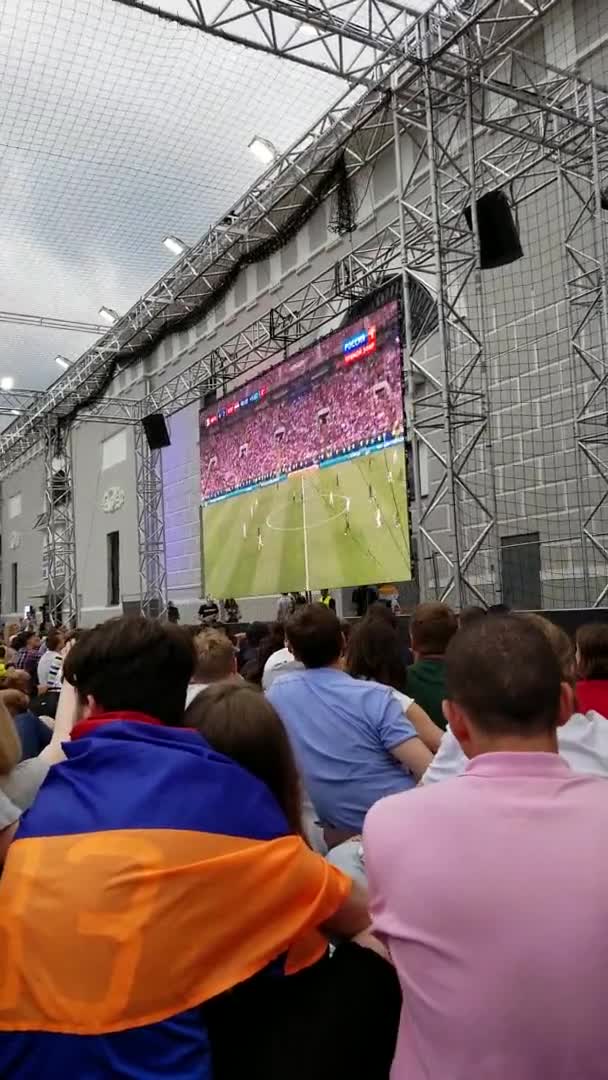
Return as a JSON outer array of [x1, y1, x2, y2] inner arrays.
[[576, 622, 608, 718]]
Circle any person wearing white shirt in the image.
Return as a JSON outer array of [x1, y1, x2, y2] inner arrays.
[[261, 646, 303, 690], [422, 613, 608, 785], [36, 628, 65, 691]]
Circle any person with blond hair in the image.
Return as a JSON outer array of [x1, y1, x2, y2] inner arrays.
[[185, 627, 239, 707]]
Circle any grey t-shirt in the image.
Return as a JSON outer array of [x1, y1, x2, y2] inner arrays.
[[0, 787, 21, 830], [1, 757, 50, 811]]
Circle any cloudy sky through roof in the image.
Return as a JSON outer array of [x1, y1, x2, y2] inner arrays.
[[0, 0, 349, 393]]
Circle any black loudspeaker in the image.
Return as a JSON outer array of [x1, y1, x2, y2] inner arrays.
[[601, 187, 608, 211], [142, 412, 171, 450], [464, 189, 523, 270]]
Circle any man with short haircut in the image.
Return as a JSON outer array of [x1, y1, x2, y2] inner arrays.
[[0, 616, 369, 1079], [406, 601, 457, 729], [267, 604, 431, 837], [185, 628, 238, 706], [364, 615, 608, 1080]]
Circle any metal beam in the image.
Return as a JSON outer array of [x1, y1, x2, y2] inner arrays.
[[111, 0, 422, 84], [0, 311, 107, 335], [110, 0, 561, 84], [141, 224, 403, 417]]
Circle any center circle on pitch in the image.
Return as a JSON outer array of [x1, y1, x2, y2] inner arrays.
[[265, 492, 349, 532]]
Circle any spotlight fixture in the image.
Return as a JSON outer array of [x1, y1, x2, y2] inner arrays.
[[162, 235, 188, 256], [0, 376, 14, 391], [10, 409, 21, 416], [98, 306, 119, 325], [55, 356, 70, 370], [248, 136, 279, 166]]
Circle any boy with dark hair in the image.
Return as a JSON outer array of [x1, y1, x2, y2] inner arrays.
[[406, 601, 458, 729], [364, 615, 608, 1080], [268, 604, 431, 836], [0, 615, 369, 1079]]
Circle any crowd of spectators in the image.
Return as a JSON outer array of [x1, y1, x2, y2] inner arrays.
[[1, 602, 608, 1078], [200, 341, 404, 500]]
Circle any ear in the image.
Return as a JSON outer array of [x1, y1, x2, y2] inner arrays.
[[557, 682, 575, 728], [81, 693, 101, 720], [443, 699, 474, 756]]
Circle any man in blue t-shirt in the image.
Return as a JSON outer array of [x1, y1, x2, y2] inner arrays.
[[267, 604, 431, 835]]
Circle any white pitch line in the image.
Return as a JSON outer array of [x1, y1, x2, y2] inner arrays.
[[301, 473, 310, 592]]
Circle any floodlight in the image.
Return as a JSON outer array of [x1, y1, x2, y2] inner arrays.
[[248, 136, 279, 165], [162, 235, 187, 256], [10, 409, 21, 416], [98, 306, 119, 325], [0, 376, 14, 390], [55, 356, 70, 370]]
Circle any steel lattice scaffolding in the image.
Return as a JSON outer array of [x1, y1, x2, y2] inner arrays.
[[135, 417, 168, 619], [43, 421, 79, 627], [2, 0, 608, 612]]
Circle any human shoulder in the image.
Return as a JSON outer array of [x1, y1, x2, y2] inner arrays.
[[1, 757, 50, 811], [266, 667, 308, 697], [391, 687, 414, 711]]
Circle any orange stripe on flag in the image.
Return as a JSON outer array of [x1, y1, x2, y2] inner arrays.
[[0, 828, 350, 1034]]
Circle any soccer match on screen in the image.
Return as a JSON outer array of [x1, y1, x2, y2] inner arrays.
[[199, 300, 411, 598]]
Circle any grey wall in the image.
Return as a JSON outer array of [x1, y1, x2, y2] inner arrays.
[[1, 457, 44, 620], [72, 422, 139, 626]]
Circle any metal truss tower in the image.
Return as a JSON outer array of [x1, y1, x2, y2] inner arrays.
[[43, 421, 79, 627], [556, 84, 608, 606], [134, 418, 168, 619]]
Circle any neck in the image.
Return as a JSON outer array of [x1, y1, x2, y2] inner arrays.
[[471, 731, 559, 757]]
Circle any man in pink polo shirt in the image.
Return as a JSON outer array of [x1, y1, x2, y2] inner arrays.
[[364, 614, 608, 1080]]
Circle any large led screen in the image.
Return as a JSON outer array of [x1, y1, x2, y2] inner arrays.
[[200, 299, 411, 597]]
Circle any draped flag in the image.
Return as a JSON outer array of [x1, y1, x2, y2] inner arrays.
[[0, 719, 349, 1078]]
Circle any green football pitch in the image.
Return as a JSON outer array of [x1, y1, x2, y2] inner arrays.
[[201, 443, 411, 598]]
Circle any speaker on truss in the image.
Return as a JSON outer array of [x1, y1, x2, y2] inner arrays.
[[142, 412, 171, 451], [601, 186, 608, 211], [464, 189, 523, 270]]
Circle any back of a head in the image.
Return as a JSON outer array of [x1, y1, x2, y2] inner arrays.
[[364, 602, 398, 631], [487, 603, 511, 616], [524, 613, 575, 687], [411, 601, 458, 657], [347, 618, 408, 693], [193, 629, 235, 684], [5, 668, 31, 694], [576, 623, 608, 680], [63, 616, 195, 727], [445, 614, 562, 736], [459, 606, 486, 628], [46, 627, 63, 652], [185, 682, 302, 834], [286, 603, 342, 668]]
